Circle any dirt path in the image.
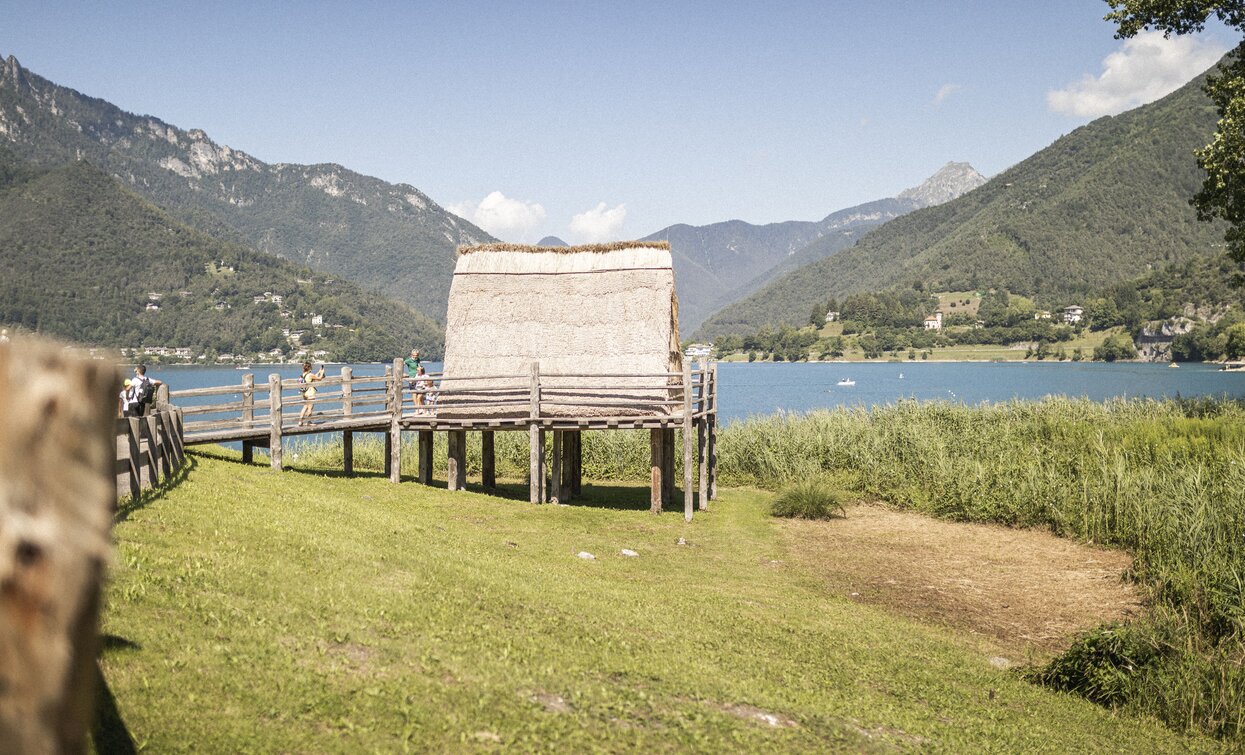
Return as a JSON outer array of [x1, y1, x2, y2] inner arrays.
[[780, 504, 1142, 659]]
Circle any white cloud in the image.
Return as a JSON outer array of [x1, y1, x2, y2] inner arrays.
[[1047, 30, 1228, 118], [448, 191, 546, 241], [568, 202, 627, 243], [932, 83, 962, 106]]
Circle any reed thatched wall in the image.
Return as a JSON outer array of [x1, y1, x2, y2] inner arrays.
[[441, 242, 682, 418]]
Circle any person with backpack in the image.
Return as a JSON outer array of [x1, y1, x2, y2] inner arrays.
[[298, 361, 325, 424], [131, 364, 163, 417]]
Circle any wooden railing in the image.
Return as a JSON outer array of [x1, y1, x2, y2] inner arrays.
[[171, 360, 717, 442], [167, 359, 718, 519], [115, 406, 186, 501]]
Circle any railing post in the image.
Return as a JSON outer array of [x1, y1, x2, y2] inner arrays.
[[383, 365, 393, 478], [155, 382, 170, 410], [709, 363, 718, 500], [682, 360, 694, 521], [341, 366, 353, 476], [697, 358, 708, 511], [268, 373, 283, 471], [140, 414, 162, 485], [126, 417, 142, 499], [529, 361, 542, 504], [241, 373, 255, 464], [389, 358, 402, 483]]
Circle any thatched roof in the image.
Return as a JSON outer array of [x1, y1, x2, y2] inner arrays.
[[440, 242, 682, 418]]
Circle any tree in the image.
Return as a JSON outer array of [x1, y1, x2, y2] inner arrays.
[[1093, 334, 1138, 362], [809, 303, 826, 329], [1107, 1, 1245, 266]]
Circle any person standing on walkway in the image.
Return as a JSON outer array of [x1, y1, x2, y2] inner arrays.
[[298, 361, 325, 424]]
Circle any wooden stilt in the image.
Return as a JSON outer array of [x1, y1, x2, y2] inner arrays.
[[418, 430, 433, 484], [571, 431, 582, 496], [447, 429, 467, 491], [550, 431, 563, 504], [662, 427, 675, 505], [529, 362, 542, 504], [650, 428, 662, 513], [383, 432, 393, 479], [342, 431, 353, 476], [242, 440, 254, 465], [481, 430, 495, 488], [561, 431, 574, 502]]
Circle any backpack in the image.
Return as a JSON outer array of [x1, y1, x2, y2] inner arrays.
[[136, 378, 155, 405]]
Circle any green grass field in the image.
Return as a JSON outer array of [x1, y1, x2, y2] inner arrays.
[[97, 447, 1217, 752]]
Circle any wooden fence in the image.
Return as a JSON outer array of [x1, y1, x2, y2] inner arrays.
[[114, 400, 186, 501]]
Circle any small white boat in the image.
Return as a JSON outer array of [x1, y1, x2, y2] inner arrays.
[[898, 372, 904, 379], [836, 378, 856, 386]]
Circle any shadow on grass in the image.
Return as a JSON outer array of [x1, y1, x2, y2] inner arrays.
[[114, 455, 197, 525], [93, 635, 142, 754], [191, 445, 692, 513]]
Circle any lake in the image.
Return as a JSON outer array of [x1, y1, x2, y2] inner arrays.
[[146, 361, 1245, 426]]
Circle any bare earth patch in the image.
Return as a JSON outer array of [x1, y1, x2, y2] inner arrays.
[[781, 504, 1142, 657]]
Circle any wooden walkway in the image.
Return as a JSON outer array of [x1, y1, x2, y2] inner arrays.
[[170, 360, 718, 519]]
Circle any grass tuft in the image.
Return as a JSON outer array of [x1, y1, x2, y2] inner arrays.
[[770, 478, 846, 520]]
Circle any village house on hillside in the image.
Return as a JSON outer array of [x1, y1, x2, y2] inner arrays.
[[1063, 305, 1084, 324], [923, 312, 943, 330]]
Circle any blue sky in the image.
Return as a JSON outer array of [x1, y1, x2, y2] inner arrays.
[[0, 1, 1235, 242]]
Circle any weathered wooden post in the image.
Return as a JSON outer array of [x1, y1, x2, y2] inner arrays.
[[383, 365, 393, 478], [140, 414, 161, 484], [697, 358, 708, 512], [560, 431, 574, 503], [481, 430, 495, 489], [529, 361, 543, 504], [709, 362, 718, 500], [418, 431, 433, 485], [569, 431, 582, 496], [388, 358, 403, 483], [241, 373, 255, 464], [650, 428, 662, 513], [0, 337, 119, 753], [341, 366, 353, 476], [125, 417, 142, 498], [268, 373, 283, 470], [682, 359, 694, 521], [662, 427, 675, 505], [447, 430, 467, 491], [550, 431, 563, 504]]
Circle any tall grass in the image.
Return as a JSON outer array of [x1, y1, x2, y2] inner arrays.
[[287, 397, 1245, 740]]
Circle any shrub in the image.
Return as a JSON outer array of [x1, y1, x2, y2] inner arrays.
[[770, 478, 846, 520]]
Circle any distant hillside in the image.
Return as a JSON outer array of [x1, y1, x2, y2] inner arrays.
[[0, 149, 443, 360], [695, 60, 1228, 339], [645, 162, 985, 332], [536, 236, 569, 247], [0, 54, 493, 321]]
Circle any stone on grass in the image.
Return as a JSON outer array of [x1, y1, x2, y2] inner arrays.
[[620, 549, 639, 557], [577, 551, 596, 560]]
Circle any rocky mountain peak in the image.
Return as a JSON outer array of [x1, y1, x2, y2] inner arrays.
[[897, 161, 986, 208], [2, 54, 28, 90]]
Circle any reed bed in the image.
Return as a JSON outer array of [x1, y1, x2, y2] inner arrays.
[[290, 397, 1245, 741]]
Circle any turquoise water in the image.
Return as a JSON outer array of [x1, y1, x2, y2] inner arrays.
[[148, 360, 1245, 426]]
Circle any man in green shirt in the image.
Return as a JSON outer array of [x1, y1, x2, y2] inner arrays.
[[403, 349, 421, 390]]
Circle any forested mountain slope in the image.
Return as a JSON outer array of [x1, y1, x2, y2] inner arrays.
[[696, 59, 1227, 338], [0, 149, 443, 359]]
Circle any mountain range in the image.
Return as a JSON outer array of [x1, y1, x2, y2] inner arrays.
[[694, 57, 1229, 338], [0, 54, 493, 322], [644, 162, 985, 332], [0, 146, 444, 359]]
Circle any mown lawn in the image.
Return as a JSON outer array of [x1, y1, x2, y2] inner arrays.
[[97, 449, 1213, 752]]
